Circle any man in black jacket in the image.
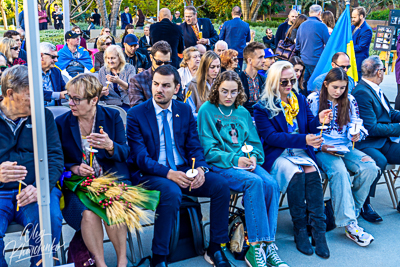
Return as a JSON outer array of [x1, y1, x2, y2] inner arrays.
[[274, 9, 298, 48], [239, 42, 266, 116], [123, 34, 151, 73], [150, 8, 185, 69], [0, 65, 64, 266], [52, 4, 63, 30]]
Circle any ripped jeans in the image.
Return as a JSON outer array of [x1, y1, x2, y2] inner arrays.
[[316, 148, 378, 227]]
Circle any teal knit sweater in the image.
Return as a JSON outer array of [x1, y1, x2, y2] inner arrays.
[[197, 101, 264, 169]]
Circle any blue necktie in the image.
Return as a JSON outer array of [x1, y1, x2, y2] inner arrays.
[[162, 110, 177, 170]]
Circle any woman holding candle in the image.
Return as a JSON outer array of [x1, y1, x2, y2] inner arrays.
[[56, 74, 131, 267], [178, 47, 201, 90], [307, 68, 378, 247], [98, 45, 136, 111], [198, 71, 288, 267], [253, 61, 332, 258]]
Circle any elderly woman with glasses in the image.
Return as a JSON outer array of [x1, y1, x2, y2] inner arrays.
[[254, 61, 332, 259], [94, 35, 113, 71], [220, 49, 240, 74], [177, 46, 201, 89], [98, 45, 136, 111], [0, 38, 25, 67], [56, 74, 131, 267]]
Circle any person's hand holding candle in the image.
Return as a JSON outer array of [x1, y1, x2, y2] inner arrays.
[[318, 109, 333, 125], [16, 185, 37, 207]]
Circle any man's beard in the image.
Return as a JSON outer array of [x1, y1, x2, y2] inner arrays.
[[353, 18, 361, 27]]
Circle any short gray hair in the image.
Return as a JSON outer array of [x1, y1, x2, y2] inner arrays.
[[40, 42, 57, 54], [361, 55, 383, 78], [1, 65, 29, 96], [215, 40, 228, 49], [309, 4, 322, 14]]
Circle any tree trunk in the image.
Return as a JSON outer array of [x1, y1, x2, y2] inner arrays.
[[241, 0, 250, 21], [46, 0, 56, 26], [249, 0, 263, 22], [109, 0, 121, 36], [95, 0, 109, 27], [0, 0, 7, 30]]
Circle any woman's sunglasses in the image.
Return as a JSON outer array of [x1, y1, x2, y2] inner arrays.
[[103, 42, 112, 46], [280, 78, 297, 87], [232, 58, 238, 62], [10, 47, 19, 51]]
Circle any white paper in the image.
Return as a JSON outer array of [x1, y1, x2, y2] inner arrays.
[[284, 156, 313, 166], [233, 165, 254, 170], [326, 145, 350, 153]]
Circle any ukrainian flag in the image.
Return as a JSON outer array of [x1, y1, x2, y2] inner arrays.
[[307, 4, 358, 90]]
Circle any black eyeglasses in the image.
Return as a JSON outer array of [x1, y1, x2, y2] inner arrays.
[[154, 59, 172, 66], [232, 57, 239, 62], [43, 53, 59, 60], [65, 94, 86, 105], [280, 78, 297, 87], [105, 30, 111, 33], [379, 67, 386, 73], [10, 46, 19, 51], [333, 62, 351, 70]]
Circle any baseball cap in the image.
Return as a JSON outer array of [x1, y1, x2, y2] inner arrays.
[[65, 30, 80, 40], [125, 34, 138, 46], [264, 48, 278, 58]]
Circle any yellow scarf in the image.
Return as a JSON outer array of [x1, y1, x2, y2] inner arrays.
[[281, 92, 299, 126]]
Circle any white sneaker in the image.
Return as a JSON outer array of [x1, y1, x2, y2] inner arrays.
[[345, 221, 374, 247]]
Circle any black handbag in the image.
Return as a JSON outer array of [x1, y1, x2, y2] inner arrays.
[[275, 37, 296, 61], [227, 206, 249, 261], [167, 196, 206, 263], [307, 198, 336, 235]]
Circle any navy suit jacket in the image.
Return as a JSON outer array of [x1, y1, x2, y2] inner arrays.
[[352, 79, 400, 150], [180, 18, 218, 50], [127, 99, 209, 184], [44, 67, 66, 106], [121, 12, 133, 29], [55, 105, 130, 181], [150, 18, 185, 68], [253, 92, 320, 172], [352, 21, 372, 74]]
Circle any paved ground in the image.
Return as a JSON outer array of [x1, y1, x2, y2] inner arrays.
[[3, 73, 400, 267]]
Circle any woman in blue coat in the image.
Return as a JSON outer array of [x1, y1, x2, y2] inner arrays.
[[56, 74, 130, 267], [254, 61, 332, 259]]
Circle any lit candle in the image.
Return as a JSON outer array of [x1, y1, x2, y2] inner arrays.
[[244, 142, 251, 159], [17, 181, 22, 211], [320, 114, 327, 136], [90, 146, 93, 168], [191, 158, 195, 173]]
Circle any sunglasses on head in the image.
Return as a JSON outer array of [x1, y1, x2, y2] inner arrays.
[[10, 47, 19, 51], [43, 53, 59, 60], [154, 59, 172, 66], [280, 78, 297, 87]]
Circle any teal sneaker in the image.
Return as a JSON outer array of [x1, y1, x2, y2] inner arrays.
[[265, 243, 289, 267], [245, 243, 267, 267]]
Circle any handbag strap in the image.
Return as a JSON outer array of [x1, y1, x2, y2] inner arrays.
[[188, 206, 206, 255]]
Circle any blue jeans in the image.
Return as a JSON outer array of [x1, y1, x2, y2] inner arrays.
[[316, 149, 378, 227], [304, 64, 316, 93], [0, 187, 63, 267], [213, 166, 279, 243]]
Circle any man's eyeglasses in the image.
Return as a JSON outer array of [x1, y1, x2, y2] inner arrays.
[[154, 59, 172, 66], [10, 46, 19, 51], [280, 78, 297, 87], [43, 53, 59, 60], [379, 67, 386, 73], [65, 94, 86, 105], [333, 62, 351, 70], [103, 42, 112, 46], [0, 66, 8, 72]]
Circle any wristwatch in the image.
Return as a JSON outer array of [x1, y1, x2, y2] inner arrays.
[[199, 166, 209, 174]]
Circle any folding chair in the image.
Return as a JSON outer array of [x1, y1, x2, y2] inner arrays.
[[380, 164, 399, 209]]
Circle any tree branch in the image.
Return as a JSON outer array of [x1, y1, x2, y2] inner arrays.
[[71, 0, 94, 19], [196, 0, 208, 10], [71, 0, 91, 15]]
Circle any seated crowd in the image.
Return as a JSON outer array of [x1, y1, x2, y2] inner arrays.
[[0, 5, 398, 267]]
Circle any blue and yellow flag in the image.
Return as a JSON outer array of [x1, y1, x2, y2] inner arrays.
[[307, 4, 358, 90]]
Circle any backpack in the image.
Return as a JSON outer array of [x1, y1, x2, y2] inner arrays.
[[167, 196, 207, 263], [227, 206, 249, 261], [67, 230, 96, 266], [275, 37, 297, 61]]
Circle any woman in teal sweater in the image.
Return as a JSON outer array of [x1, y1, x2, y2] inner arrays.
[[197, 71, 287, 267]]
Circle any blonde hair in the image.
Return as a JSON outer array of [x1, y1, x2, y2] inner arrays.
[[104, 45, 126, 72], [196, 50, 220, 102], [66, 73, 103, 103], [97, 35, 112, 52], [0, 38, 17, 64], [259, 61, 298, 118], [180, 47, 199, 68], [100, 27, 110, 35]]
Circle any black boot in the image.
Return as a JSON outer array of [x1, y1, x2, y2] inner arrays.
[[305, 171, 329, 259], [287, 172, 313, 256]]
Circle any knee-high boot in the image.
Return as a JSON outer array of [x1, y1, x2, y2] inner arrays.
[[287, 172, 313, 255]]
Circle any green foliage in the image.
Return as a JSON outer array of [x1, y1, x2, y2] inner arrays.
[[214, 23, 276, 43], [366, 9, 390, 21], [39, 30, 64, 46], [246, 20, 282, 28]]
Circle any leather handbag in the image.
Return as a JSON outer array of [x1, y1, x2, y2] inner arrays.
[[275, 37, 296, 61], [67, 230, 96, 266], [227, 206, 249, 261]]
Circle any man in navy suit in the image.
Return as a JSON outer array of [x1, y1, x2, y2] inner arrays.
[[150, 8, 185, 69], [181, 6, 218, 51], [127, 65, 231, 267], [351, 6, 372, 79], [40, 42, 66, 106], [352, 56, 400, 222], [121, 6, 133, 29]]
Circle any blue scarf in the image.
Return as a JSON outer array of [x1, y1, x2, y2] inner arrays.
[[55, 45, 94, 73]]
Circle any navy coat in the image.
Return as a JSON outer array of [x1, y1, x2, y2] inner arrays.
[[180, 18, 218, 50], [55, 105, 130, 181], [253, 92, 321, 172], [126, 99, 209, 184], [351, 21, 372, 76], [121, 12, 133, 29], [43, 67, 66, 106]]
